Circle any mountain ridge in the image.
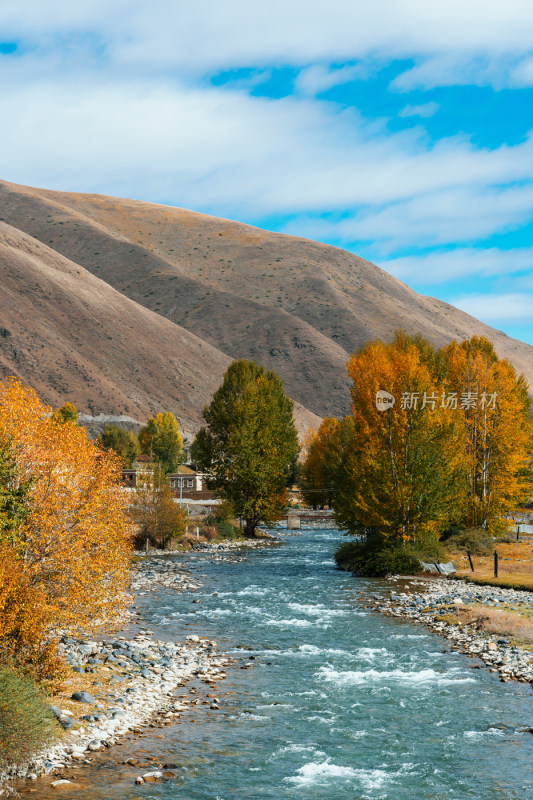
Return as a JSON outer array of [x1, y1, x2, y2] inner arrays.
[[0, 178, 531, 432]]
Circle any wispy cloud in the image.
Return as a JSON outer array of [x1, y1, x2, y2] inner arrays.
[[1, 1, 533, 87], [399, 102, 439, 118], [294, 64, 368, 96], [1, 71, 533, 242], [451, 292, 533, 322], [380, 248, 533, 283]]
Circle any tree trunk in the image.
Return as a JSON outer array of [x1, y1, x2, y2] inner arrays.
[[244, 519, 257, 538]]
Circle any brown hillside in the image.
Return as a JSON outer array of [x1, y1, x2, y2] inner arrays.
[[0, 220, 320, 439], [1, 179, 532, 420]]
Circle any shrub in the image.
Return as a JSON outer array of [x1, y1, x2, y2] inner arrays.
[[200, 525, 218, 541], [443, 527, 493, 556], [204, 513, 241, 540], [335, 539, 423, 577], [0, 667, 56, 770]]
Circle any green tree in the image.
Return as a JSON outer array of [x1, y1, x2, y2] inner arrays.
[[97, 424, 140, 468], [0, 441, 32, 547], [191, 360, 299, 537], [51, 401, 79, 424], [139, 412, 183, 473]]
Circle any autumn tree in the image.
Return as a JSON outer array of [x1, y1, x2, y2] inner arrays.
[[0, 379, 132, 682], [130, 465, 187, 549], [335, 333, 467, 547], [299, 418, 341, 508], [98, 424, 140, 468], [51, 401, 79, 424], [191, 360, 299, 537], [139, 412, 183, 473], [442, 336, 533, 531]]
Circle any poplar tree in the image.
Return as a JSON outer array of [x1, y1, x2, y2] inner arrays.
[[98, 424, 140, 468], [299, 417, 342, 508], [335, 333, 468, 546], [139, 412, 183, 473], [442, 336, 533, 531], [51, 402, 79, 424], [191, 360, 299, 537]]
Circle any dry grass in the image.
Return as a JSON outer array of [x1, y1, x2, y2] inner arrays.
[[450, 538, 533, 589], [459, 604, 533, 645]]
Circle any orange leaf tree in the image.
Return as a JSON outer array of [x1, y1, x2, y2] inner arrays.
[[0, 379, 132, 681], [336, 333, 468, 547], [299, 418, 342, 508], [442, 336, 533, 531]]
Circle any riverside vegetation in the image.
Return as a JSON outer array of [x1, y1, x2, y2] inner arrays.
[[300, 332, 533, 576], [0, 359, 299, 787], [0, 379, 132, 781]]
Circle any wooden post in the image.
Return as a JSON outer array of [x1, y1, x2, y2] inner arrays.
[[517, 525, 520, 541], [494, 550, 498, 578], [466, 550, 474, 572]]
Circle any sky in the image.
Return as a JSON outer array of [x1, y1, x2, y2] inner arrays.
[[1, 1, 533, 343]]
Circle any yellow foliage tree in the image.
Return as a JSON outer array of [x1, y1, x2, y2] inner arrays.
[[139, 411, 183, 473], [337, 334, 468, 545], [0, 379, 132, 682], [299, 418, 340, 508], [442, 336, 533, 531]]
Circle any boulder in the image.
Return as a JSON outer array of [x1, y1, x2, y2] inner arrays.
[[71, 691, 96, 704]]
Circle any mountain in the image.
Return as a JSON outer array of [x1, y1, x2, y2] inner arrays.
[[1, 178, 532, 428], [0, 220, 319, 439]]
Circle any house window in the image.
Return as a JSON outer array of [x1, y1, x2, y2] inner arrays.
[[187, 479, 194, 487]]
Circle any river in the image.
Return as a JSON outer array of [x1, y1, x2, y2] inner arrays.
[[23, 528, 533, 799]]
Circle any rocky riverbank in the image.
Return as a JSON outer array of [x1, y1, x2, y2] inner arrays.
[[364, 576, 533, 686], [0, 553, 235, 794]]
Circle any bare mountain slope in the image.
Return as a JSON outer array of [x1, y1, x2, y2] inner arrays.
[[0, 221, 320, 438], [1, 179, 532, 420]]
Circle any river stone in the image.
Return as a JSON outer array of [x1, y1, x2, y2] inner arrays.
[[88, 740, 102, 751], [71, 691, 96, 704], [142, 770, 164, 782]]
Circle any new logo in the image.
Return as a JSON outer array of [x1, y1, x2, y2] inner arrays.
[[375, 390, 395, 411]]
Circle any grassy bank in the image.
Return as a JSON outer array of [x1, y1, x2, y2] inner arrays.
[[448, 540, 533, 590]]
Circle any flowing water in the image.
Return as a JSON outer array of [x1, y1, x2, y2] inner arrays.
[[25, 529, 533, 799]]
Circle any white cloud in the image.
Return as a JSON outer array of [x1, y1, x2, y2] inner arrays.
[[0, 70, 533, 252], [0, 1, 532, 261], [1, 1, 533, 87], [284, 185, 533, 251], [379, 248, 533, 283], [294, 64, 368, 96], [399, 102, 439, 118], [451, 293, 533, 322]]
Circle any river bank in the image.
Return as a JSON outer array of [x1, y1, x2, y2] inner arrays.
[[2, 539, 275, 793], [9, 528, 533, 800], [363, 575, 533, 686]]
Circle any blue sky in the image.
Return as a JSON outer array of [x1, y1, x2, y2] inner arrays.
[[1, 1, 533, 344]]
